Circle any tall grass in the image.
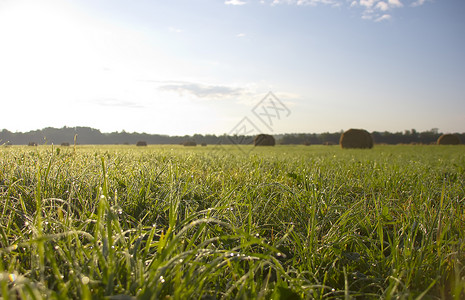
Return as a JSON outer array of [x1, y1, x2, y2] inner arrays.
[[0, 144, 464, 299]]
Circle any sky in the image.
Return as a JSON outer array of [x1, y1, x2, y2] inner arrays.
[[0, 0, 464, 135]]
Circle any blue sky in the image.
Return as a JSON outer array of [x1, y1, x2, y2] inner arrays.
[[0, 0, 464, 135]]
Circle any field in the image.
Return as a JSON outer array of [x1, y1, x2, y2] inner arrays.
[[0, 144, 464, 299]]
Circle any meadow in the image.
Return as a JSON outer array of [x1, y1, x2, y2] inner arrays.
[[0, 144, 464, 299]]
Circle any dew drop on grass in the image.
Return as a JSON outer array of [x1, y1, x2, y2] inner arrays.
[[8, 274, 16, 282], [81, 276, 90, 284], [159, 276, 165, 283]]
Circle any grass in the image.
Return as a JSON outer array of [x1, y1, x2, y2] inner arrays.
[[0, 144, 464, 299]]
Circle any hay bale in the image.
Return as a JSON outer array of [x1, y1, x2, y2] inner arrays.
[[183, 141, 197, 147], [28, 142, 37, 146], [340, 129, 373, 149], [136, 141, 147, 146], [323, 141, 335, 146], [254, 134, 275, 146], [437, 134, 461, 145], [201, 143, 207, 147], [61, 142, 70, 147]]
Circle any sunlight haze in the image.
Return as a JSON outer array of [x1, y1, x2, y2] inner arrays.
[[0, 0, 464, 135]]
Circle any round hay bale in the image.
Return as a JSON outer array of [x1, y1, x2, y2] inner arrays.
[[437, 134, 461, 145], [183, 141, 197, 146], [136, 141, 147, 146], [254, 134, 275, 146], [340, 129, 373, 149], [28, 142, 37, 146], [61, 142, 70, 147], [201, 143, 207, 147]]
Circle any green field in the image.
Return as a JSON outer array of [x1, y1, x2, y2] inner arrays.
[[1, 144, 464, 299]]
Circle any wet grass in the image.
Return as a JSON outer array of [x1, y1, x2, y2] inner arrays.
[[0, 144, 464, 299]]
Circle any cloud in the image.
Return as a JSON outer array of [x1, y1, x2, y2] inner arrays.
[[411, 0, 425, 7], [388, 0, 403, 8], [245, 0, 427, 21], [236, 33, 246, 37], [225, 0, 246, 5], [375, 1, 389, 11], [269, 0, 340, 5], [360, 0, 376, 8], [375, 14, 392, 22], [354, 0, 407, 21], [158, 82, 245, 99]]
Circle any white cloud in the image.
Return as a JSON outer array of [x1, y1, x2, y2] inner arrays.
[[236, 33, 246, 37], [158, 81, 245, 99], [388, 0, 403, 8], [360, 0, 376, 8], [411, 0, 425, 7], [375, 1, 389, 11], [249, 0, 427, 22], [356, 0, 406, 21], [225, 0, 246, 5], [268, 0, 340, 6], [375, 14, 392, 21]]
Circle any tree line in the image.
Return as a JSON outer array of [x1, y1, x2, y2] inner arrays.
[[0, 127, 463, 146]]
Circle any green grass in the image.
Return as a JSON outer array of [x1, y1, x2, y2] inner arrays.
[[0, 144, 464, 299]]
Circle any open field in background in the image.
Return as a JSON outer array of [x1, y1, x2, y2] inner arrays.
[[0, 144, 464, 299]]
